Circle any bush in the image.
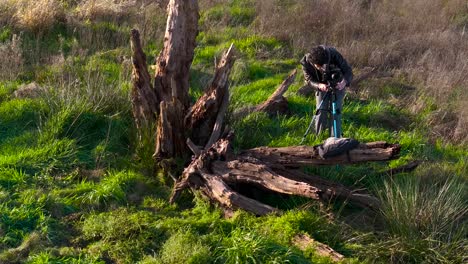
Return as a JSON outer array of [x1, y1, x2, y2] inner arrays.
[[15, 0, 65, 34]]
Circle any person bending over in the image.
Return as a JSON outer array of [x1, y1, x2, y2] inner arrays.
[[300, 45, 353, 137]]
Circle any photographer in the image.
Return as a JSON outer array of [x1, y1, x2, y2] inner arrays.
[[300, 45, 353, 137]]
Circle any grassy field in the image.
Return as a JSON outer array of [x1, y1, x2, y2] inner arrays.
[[0, 0, 466, 263]]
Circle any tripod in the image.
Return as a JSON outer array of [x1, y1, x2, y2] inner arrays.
[[300, 88, 341, 144]]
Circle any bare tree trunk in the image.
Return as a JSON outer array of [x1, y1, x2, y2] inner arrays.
[[153, 0, 199, 160]]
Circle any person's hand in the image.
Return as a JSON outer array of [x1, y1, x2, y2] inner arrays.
[[336, 79, 347, 90], [318, 83, 328, 92]]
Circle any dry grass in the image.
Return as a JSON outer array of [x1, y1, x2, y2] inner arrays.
[[14, 0, 65, 34], [0, 34, 23, 81], [71, 0, 166, 52], [75, 0, 137, 22], [0, 0, 18, 26]]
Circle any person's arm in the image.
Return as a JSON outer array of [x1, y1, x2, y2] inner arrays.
[[300, 56, 324, 90], [329, 47, 353, 87]]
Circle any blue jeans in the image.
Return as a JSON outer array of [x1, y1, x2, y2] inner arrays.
[[315, 89, 345, 137]]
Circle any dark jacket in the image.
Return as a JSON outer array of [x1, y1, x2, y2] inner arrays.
[[300, 46, 353, 90]]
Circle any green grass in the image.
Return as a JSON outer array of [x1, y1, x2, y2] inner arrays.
[[0, 1, 466, 263]]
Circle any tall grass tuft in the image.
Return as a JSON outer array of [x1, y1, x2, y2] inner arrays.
[[365, 176, 467, 263], [0, 34, 23, 81], [154, 229, 212, 264], [41, 69, 130, 116]]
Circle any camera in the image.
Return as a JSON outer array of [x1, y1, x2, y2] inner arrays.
[[322, 64, 343, 90]]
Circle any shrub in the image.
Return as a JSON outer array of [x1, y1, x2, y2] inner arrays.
[[15, 0, 65, 34]]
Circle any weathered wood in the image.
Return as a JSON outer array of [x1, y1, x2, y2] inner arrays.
[[186, 138, 202, 156], [170, 137, 395, 213], [153, 0, 199, 159], [130, 29, 159, 132], [200, 173, 279, 216], [212, 160, 322, 200], [185, 44, 236, 147], [242, 142, 401, 167], [255, 69, 296, 114], [153, 0, 199, 109], [170, 137, 234, 203], [234, 70, 296, 118], [154, 100, 186, 160], [204, 87, 230, 150], [275, 168, 380, 209], [170, 138, 278, 215], [293, 233, 344, 262]]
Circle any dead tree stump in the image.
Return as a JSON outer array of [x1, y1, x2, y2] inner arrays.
[[131, 0, 404, 216]]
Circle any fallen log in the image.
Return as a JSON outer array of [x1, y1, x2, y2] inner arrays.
[[384, 160, 421, 175], [242, 141, 401, 167], [170, 137, 278, 216], [170, 136, 398, 215], [293, 233, 344, 262]]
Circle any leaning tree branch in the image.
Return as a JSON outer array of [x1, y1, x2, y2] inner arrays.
[[185, 43, 236, 147], [234, 70, 297, 118], [130, 29, 159, 134]]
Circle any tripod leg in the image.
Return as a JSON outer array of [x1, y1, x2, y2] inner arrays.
[[315, 90, 331, 136], [300, 91, 332, 144], [331, 89, 345, 138]]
